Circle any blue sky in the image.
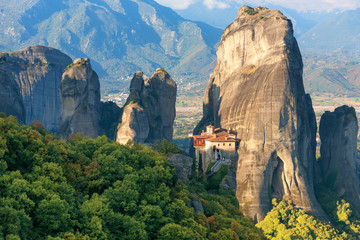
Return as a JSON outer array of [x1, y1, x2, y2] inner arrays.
[[155, 0, 360, 12]]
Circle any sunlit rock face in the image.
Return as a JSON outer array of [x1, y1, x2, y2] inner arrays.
[[319, 106, 360, 210], [0, 45, 72, 130], [195, 6, 326, 221], [117, 69, 176, 144], [57, 58, 101, 138]]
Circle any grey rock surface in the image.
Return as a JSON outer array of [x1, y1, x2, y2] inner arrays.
[[319, 105, 360, 210], [116, 103, 149, 144], [168, 154, 193, 184], [195, 6, 326, 221], [0, 70, 25, 123], [57, 58, 101, 138], [0, 45, 72, 130], [117, 69, 177, 144]]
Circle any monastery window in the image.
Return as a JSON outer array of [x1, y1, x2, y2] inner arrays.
[[218, 144, 220, 146], [229, 144, 231, 147], [223, 143, 225, 146]]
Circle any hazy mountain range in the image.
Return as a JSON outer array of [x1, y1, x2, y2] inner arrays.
[[174, 1, 332, 37], [0, 0, 222, 93], [1, 0, 360, 97]]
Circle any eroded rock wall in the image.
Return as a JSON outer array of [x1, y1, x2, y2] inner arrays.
[[0, 45, 72, 130], [319, 106, 360, 210], [195, 6, 325, 221]]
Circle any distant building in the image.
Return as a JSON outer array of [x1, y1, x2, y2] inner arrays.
[[192, 125, 240, 172]]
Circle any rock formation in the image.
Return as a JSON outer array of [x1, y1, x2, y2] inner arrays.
[[319, 106, 360, 210], [116, 69, 176, 144], [195, 6, 326, 221], [168, 154, 193, 184], [57, 58, 101, 138], [0, 45, 72, 130]]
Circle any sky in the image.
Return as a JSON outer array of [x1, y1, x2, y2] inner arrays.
[[154, 0, 360, 12]]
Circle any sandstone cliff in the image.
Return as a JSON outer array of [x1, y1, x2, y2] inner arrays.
[[116, 69, 176, 144], [57, 58, 101, 138], [319, 106, 360, 210], [195, 6, 325, 221], [0, 46, 72, 130]]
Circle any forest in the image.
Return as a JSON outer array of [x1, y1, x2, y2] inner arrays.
[[0, 114, 359, 239]]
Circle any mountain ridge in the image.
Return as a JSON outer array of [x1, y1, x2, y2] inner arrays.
[[0, 0, 222, 93]]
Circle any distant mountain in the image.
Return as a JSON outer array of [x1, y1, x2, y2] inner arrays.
[[299, 8, 360, 52], [298, 9, 360, 97], [174, 2, 330, 37], [0, 0, 222, 93], [302, 50, 360, 97]]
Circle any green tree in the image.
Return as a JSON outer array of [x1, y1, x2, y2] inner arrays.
[[34, 194, 71, 237]]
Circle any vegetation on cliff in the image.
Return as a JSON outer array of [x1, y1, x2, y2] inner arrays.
[[0, 114, 264, 239]]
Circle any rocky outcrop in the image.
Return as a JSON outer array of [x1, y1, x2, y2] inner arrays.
[[319, 106, 360, 210], [168, 154, 193, 184], [0, 45, 72, 130], [57, 58, 101, 138], [116, 69, 176, 144], [195, 6, 326, 221], [116, 103, 149, 144]]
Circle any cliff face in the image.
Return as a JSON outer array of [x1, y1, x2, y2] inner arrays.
[[0, 70, 25, 123], [0, 46, 72, 130], [57, 58, 101, 138], [116, 69, 176, 144], [319, 106, 360, 210], [195, 6, 325, 221]]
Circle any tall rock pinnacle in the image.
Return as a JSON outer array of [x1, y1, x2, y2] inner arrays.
[[116, 68, 177, 144], [57, 58, 101, 138], [319, 106, 360, 210], [195, 6, 326, 221]]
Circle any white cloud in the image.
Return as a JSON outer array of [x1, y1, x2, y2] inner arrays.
[[203, 0, 230, 9], [155, 0, 360, 12], [263, 0, 360, 12], [155, 0, 198, 10]]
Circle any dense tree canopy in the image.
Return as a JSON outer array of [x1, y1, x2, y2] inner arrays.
[[0, 115, 264, 239], [2, 114, 358, 239]]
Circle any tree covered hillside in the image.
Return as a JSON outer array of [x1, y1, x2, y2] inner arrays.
[[0, 114, 264, 239]]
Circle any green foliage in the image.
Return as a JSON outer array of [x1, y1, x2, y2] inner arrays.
[[256, 199, 346, 239], [153, 139, 183, 156], [206, 161, 216, 172], [65, 58, 86, 71], [187, 180, 266, 240], [206, 165, 228, 190], [244, 8, 259, 15], [198, 153, 203, 174], [0, 115, 265, 239], [337, 200, 352, 223], [315, 182, 360, 238]]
